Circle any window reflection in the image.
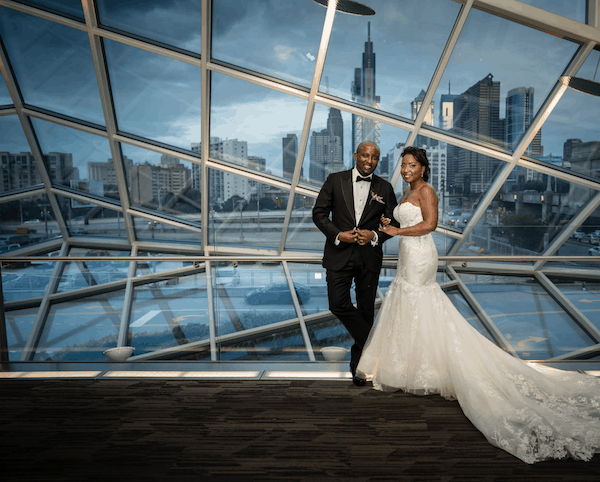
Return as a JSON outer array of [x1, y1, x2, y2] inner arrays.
[[322, 0, 460, 121], [132, 215, 201, 245], [540, 50, 600, 181], [97, 0, 201, 54], [0, 74, 11, 104], [456, 172, 594, 257], [433, 8, 577, 151], [4, 307, 38, 361], [0, 116, 40, 195], [121, 144, 201, 223], [212, 0, 323, 88], [208, 168, 287, 250], [211, 73, 306, 181], [36, 292, 125, 361], [103, 39, 201, 149], [129, 271, 210, 356], [0, 7, 105, 125], [517, 0, 586, 23], [16, 0, 85, 20], [0, 193, 58, 249], [461, 274, 594, 360]]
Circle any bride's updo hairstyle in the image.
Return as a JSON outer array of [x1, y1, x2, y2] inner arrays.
[[401, 146, 430, 182]]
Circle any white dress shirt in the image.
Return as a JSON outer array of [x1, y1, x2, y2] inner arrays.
[[334, 168, 379, 246]]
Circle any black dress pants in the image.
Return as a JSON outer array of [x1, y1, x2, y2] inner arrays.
[[326, 247, 380, 375]]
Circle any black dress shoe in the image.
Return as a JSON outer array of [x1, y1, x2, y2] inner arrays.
[[352, 375, 367, 387]]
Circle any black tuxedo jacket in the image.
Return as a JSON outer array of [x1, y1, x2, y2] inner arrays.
[[312, 169, 398, 272]]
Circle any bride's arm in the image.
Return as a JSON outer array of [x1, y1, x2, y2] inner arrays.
[[380, 186, 438, 237]]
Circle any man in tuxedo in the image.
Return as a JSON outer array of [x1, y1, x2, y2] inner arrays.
[[313, 141, 398, 386]]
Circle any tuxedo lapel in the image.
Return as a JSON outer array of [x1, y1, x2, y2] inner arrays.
[[340, 170, 356, 225]]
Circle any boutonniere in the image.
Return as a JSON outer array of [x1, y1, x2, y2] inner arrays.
[[370, 190, 385, 205]]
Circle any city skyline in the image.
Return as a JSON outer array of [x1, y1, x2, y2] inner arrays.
[[1, 0, 599, 194]]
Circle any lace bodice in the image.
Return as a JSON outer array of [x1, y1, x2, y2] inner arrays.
[[394, 201, 422, 228]]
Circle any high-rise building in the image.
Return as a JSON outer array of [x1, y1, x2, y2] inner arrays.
[[327, 108, 344, 161], [450, 74, 504, 194], [282, 134, 298, 179], [351, 22, 380, 154], [309, 128, 342, 182], [411, 89, 436, 148], [191, 138, 252, 204], [506, 87, 542, 155], [129, 158, 191, 207], [506, 87, 543, 182], [0, 151, 78, 192]]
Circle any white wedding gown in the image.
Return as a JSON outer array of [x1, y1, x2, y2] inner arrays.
[[356, 201, 600, 463]]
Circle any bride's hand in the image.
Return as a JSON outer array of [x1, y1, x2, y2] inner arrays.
[[379, 224, 398, 236], [380, 216, 391, 226]]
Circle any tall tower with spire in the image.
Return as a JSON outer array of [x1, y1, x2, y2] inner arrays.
[[351, 22, 380, 155]]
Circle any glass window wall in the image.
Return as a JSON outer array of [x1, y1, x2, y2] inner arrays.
[[0, 7, 105, 125], [97, 0, 201, 54], [103, 39, 201, 149]]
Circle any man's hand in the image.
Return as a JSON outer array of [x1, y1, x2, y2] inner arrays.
[[338, 228, 359, 244], [355, 229, 374, 245]]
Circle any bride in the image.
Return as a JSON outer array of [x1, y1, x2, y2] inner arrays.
[[357, 146, 600, 464]]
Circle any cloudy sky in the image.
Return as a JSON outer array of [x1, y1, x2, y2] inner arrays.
[[0, 0, 599, 184]]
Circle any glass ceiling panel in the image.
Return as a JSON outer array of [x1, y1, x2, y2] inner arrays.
[[460, 274, 595, 360], [121, 143, 200, 221], [129, 271, 210, 357], [35, 291, 125, 361], [432, 8, 578, 152], [97, 0, 201, 54], [0, 115, 39, 195], [211, 0, 323, 89], [456, 171, 595, 259], [540, 50, 600, 180], [104, 39, 201, 149], [321, 0, 459, 121], [516, 0, 586, 23], [132, 215, 201, 245], [16, 0, 85, 20], [0, 73, 11, 105], [0, 7, 105, 125], [4, 306, 38, 362], [208, 168, 286, 250], [211, 73, 306, 181], [30, 117, 114, 194]]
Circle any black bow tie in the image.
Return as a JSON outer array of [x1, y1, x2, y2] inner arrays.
[[356, 175, 372, 182]]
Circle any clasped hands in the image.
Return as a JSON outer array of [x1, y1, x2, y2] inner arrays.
[[379, 216, 399, 236], [339, 228, 374, 245]]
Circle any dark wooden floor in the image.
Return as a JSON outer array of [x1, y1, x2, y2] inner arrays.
[[1, 379, 600, 481]]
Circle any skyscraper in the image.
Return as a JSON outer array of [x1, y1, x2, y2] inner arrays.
[[282, 134, 298, 179], [506, 87, 542, 156], [351, 22, 380, 154], [309, 108, 344, 183], [450, 74, 504, 194], [506, 87, 543, 182], [411, 89, 436, 148]]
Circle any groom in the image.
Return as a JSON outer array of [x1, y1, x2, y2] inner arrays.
[[313, 141, 398, 386]]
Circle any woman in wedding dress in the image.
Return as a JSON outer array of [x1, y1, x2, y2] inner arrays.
[[356, 146, 600, 464]]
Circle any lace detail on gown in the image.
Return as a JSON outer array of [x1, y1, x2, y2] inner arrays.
[[356, 201, 600, 464]]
